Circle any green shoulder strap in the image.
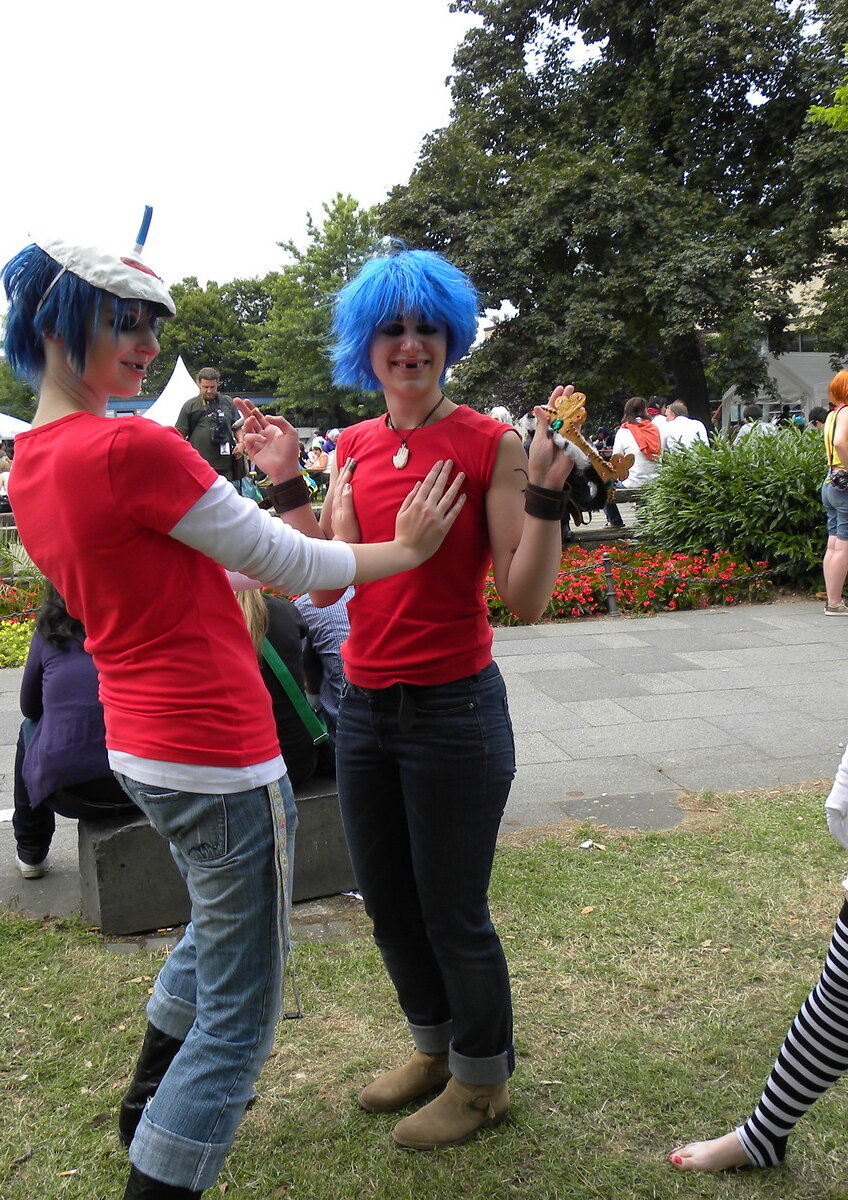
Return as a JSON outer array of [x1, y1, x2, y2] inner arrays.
[[261, 637, 329, 746]]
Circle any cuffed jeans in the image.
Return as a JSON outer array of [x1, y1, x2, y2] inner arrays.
[[114, 773, 297, 1192], [336, 661, 516, 1085]]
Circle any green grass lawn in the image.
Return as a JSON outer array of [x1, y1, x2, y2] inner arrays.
[[2, 787, 848, 1200]]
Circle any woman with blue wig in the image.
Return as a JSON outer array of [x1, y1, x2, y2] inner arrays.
[[1, 231, 464, 1198], [242, 243, 576, 1148]]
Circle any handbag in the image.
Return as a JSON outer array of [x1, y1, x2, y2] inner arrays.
[[261, 637, 329, 746], [237, 476, 264, 502]]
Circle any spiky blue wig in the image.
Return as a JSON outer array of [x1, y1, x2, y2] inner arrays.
[[330, 245, 479, 391], [1, 244, 169, 387]]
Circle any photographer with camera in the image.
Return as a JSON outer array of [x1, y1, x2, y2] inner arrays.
[[176, 367, 245, 484]]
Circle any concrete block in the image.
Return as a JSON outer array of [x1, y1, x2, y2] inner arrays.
[[292, 776, 357, 902], [76, 777, 357, 935], [78, 815, 190, 936]]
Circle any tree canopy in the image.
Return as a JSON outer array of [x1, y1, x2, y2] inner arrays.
[[251, 194, 385, 426], [0, 362, 36, 423], [382, 0, 848, 426], [146, 275, 277, 395]]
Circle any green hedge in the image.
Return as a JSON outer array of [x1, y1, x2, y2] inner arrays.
[[638, 428, 827, 588]]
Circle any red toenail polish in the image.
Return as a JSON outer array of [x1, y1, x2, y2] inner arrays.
[[671, 1155, 683, 1164]]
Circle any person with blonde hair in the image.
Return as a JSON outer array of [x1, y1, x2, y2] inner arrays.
[[235, 588, 317, 786]]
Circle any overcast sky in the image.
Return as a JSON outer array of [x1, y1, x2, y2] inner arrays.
[[1, 0, 480, 290]]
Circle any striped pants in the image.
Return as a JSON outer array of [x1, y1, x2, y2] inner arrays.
[[737, 900, 848, 1167]]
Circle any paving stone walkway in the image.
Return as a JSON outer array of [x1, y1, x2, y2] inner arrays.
[[0, 598, 841, 935]]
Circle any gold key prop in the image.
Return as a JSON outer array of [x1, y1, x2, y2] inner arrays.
[[541, 391, 634, 484]]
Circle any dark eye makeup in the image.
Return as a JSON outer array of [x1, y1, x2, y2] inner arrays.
[[113, 307, 161, 337], [117, 313, 140, 332], [379, 321, 440, 337]]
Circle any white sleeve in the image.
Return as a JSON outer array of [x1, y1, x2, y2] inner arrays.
[[825, 743, 848, 851], [169, 476, 356, 593]]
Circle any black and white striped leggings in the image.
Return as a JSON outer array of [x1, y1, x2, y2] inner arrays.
[[737, 900, 848, 1167]]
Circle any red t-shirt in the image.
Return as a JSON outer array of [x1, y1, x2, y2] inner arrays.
[[337, 405, 511, 687], [10, 412, 280, 767]]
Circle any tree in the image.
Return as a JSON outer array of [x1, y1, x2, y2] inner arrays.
[[0, 361, 36, 422], [383, 0, 848, 425], [251, 195, 384, 425], [810, 41, 848, 129], [146, 275, 277, 395]]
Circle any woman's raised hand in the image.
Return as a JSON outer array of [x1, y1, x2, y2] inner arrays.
[[528, 387, 577, 489], [233, 398, 301, 482], [395, 459, 466, 562]]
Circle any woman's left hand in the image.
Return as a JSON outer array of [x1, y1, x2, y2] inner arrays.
[[234, 398, 301, 483], [528, 388, 576, 489]]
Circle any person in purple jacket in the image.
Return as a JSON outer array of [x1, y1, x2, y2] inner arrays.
[[13, 585, 137, 878]]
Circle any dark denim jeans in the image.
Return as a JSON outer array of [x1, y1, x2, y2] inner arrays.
[[13, 719, 137, 863], [336, 661, 516, 1084]]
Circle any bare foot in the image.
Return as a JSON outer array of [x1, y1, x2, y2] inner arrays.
[[668, 1131, 752, 1172]]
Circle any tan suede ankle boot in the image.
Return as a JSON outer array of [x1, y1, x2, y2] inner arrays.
[[358, 1050, 450, 1113], [391, 1076, 509, 1149]]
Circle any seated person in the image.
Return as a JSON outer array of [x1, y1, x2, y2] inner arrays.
[[235, 588, 319, 787], [660, 401, 709, 450], [294, 585, 353, 757], [13, 586, 138, 878], [604, 396, 661, 528]]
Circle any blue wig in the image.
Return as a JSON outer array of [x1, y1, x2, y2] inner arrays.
[[2, 244, 168, 386], [330, 245, 479, 391]]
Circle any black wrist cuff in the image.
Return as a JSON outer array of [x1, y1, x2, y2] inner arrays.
[[260, 474, 311, 513], [524, 482, 568, 520]]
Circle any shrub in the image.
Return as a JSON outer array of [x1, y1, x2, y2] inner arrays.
[[0, 579, 42, 620], [637, 428, 826, 588], [0, 617, 34, 666]]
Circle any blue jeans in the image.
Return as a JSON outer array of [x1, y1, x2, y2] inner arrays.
[[336, 661, 516, 1085], [822, 477, 848, 540], [114, 774, 297, 1192], [12, 719, 136, 862]]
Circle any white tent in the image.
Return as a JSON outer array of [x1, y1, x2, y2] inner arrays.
[[143, 355, 196, 426], [0, 412, 32, 438]]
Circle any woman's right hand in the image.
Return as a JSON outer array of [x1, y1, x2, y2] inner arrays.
[[234, 399, 301, 482], [395, 459, 466, 562], [330, 460, 361, 543]]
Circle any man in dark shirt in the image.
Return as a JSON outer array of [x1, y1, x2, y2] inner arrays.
[[175, 367, 245, 482]]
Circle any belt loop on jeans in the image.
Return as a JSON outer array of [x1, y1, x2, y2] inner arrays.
[[348, 680, 417, 732], [397, 685, 416, 733]]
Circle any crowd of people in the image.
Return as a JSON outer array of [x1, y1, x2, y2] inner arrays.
[[1, 224, 847, 1197]]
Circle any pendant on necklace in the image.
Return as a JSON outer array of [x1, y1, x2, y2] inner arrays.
[[392, 444, 410, 469]]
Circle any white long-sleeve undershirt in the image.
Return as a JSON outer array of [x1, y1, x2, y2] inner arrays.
[[109, 477, 355, 793], [168, 475, 355, 593]]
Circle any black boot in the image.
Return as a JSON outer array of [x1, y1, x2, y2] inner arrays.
[[118, 1022, 183, 1148], [122, 1165, 202, 1198]]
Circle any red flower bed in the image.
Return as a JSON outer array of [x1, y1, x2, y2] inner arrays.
[[485, 545, 772, 625]]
